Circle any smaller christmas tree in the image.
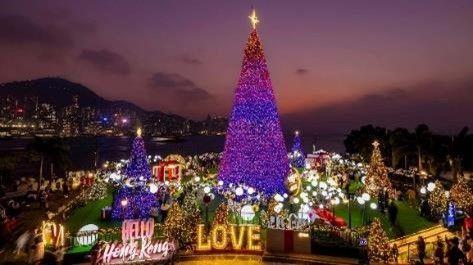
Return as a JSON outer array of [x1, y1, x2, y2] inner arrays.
[[212, 203, 229, 227], [164, 202, 187, 245], [364, 141, 393, 198], [182, 192, 201, 244], [367, 218, 392, 263], [290, 131, 305, 168], [450, 177, 473, 212], [428, 180, 447, 218]]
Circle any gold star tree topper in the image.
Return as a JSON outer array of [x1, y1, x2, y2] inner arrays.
[[249, 9, 260, 29]]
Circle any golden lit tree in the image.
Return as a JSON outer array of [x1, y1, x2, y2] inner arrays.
[[428, 181, 447, 218], [367, 218, 392, 263], [364, 141, 393, 197], [182, 192, 201, 244], [450, 178, 473, 213], [212, 203, 229, 228], [164, 202, 189, 246]]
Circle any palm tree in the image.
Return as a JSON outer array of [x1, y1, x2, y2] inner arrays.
[[27, 137, 71, 190], [389, 128, 415, 169], [414, 124, 432, 171], [449, 127, 469, 183]]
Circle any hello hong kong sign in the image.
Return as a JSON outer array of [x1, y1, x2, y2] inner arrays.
[[95, 218, 175, 264]]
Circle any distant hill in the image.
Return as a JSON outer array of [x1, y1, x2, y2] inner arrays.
[[0, 77, 181, 119]]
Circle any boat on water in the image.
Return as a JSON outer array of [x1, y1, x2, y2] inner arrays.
[[151, 136, 184, 142]]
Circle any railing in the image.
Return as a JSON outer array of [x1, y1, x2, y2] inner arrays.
[[402, 241, 440, 264]]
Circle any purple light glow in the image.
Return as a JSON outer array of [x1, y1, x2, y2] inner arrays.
[[112, 133, 156, 219], [218, 29, 289, 195], [291, 131, 305, 168]]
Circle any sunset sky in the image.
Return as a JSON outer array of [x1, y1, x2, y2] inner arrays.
[[1, 1, 473, 134]]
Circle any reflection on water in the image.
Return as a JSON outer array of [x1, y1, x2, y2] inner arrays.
[[0, 134, 345, 172]]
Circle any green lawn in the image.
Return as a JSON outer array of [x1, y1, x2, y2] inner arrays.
[[66, 191, 120, 233], [335, 200, 434, 238]]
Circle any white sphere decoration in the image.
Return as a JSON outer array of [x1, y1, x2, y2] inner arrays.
[[319, 182, 327, 190], [312, 191, 317, 196], [274, 194, 284, 202], [274, 203, 283, 213], [121, 198, 128, 207], [194, 176, 201, 182], [247, 187, 255, 195], [149, 183, 158, 194], [362, 193, 371, 201], [356, 197, 365, 205], [420, 186, 427, 194], [218, 180, 224, 186], [109, 173, 121, 181], [427, 182, 436, 192], [76, 224, 99, 246], [240, 204, 255, 221], [333, 197, 340, 205], [203, 186, 211, 194], [293, 197, 300, 204], [298, 204, 311, 220], [311, 180, 318, 187], [283, 193, 288, 198], [370, 202, 378, 210], [235, 187, 244, 196]]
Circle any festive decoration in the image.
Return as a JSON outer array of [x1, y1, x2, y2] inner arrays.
[[450, 178, 473, 212], [95, 218, 176, 264], [367, 218, 393, 263], [152, 161, 182, 183], [163, 199, 200, 247], [212, 203, 230, 247], [76, 224, 99, 246], [428, 181, 448, 218], [41, 221, 65, 248], [112, 128, 156, 219], [218, 9, 289, 195], [196, 224, 262, 252], [290, 131, 305, 168], [363, 141, 393, 198], [84, 180, 107, 202]]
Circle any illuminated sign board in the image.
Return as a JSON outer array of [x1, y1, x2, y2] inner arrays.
[[95, 218, 175, 264], [268, 213, 309, 231], [196, 224, 262, 252]]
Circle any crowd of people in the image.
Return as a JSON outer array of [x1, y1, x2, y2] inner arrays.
[[416, 232, 473, 264]]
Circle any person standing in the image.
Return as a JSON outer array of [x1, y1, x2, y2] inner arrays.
[[417, 236, 426, 264], [446, 237, 466, 265], [434, 240, 444, 265]]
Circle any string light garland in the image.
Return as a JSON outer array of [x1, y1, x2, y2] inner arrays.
[[218, 10, 289, 195]]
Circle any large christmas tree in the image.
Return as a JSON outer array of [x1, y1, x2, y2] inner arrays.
[[112, 128, 156, 219], [364, 141, 393, 197], [218, 10, 289, 195], [290, 131, 305, 168]]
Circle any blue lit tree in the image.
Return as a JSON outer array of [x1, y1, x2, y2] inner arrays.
[[112, 128, 156, 219], [290, 131, 305, 168], [218, 10, 289, 195]]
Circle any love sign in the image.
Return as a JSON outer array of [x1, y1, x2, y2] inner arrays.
[[196, 224, 262, 252]]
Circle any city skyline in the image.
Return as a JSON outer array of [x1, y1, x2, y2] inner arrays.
[[1, 1, 473, 134]]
